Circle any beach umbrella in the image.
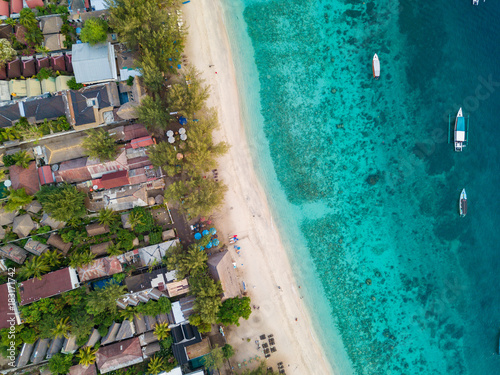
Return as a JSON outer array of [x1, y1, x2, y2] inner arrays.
[[179, 127, 186, 134], [206, 242, 212, 249], [179, 117, 187, 125], [212, 238, 220, 247], [166, 130, 174, 137], [202, 229, 209, 236], [168, 137, 175, 144], [210, 227, 216, 235], [194, 232, 202, 240], [180, 134, 187, 141], [176, 153, 184, 160]]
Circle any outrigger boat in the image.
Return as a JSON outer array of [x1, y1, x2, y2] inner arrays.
[[454, 108, 466, 152], [473, 0, 479, 5], [459, 189, 467, 217], [372, 54, 380, 79]]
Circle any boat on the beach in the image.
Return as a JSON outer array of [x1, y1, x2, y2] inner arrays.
[[372, 54, 380, 79], [454, 107, 466, 152], [459, 189, 467, 217]]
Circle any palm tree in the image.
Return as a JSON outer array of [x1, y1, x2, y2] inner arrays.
[[52, 317, 71, 339], [127, 211, 144, 231], [76, 346, 98, 367], [98, 208, 117, 226], [4, 188, 33, 212], [42, 249, 62, 268], [147, 356, 166, 375], [80, 251, 96, 266], [153, 322, 170, 340], [120, 306, 139, 321], [107, 242, 123, 257], [12, 150, 32, 169], [69, 251, 95, 268], [20, 256, 50, 280]]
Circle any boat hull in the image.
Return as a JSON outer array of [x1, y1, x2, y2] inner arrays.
[[454, 108, 465, 152], [372, 54, 380, 79], [459, 189, 467, 217]]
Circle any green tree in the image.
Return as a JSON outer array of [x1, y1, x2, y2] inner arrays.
[[42, 249, 63, 268], [76, 346, 98, 366], [4, 188, 33, 212], [164, 178, 227, 218], [240, 362, 279, 375], [136, 96, 170, 131], [217, 297, 252, 327], [148, 141, 180, 176], [86, 283, 127, 315], [222, 343, 235, 359], [52, 317, 71, 339], [203, 345, 225, 371], [167, 66, 209, 118], [98, 208, 117, 226], [20, 256, 50, 280], [67, 77, 84, 90], [189, 273, 223, 326], [0, 39, 16, 68], [48, 353, 74, 375], [82, 128, 118, 162], [70, 315, 94, 345], [107, 242, 123, 256], [36, 184, 87, 222], [19, 8, 37, 28], [140, 49, 165, 94], [120, 306, 139, 321], [127, 209, 145, 231], [11, 150, 32, 169], [80, 17, 109, 45], [148, 356, 166, 375], [164, 244, 207, 278], [153, 322, 170, 340], [69, 251, 95, 268]]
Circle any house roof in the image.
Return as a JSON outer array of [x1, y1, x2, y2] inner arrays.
[[133, 314, 147, 335], [143, 342, 161, 357], [44, 34, 66, 52], [47, 336, 64, 358], [0, 283, 17, 329], [41, 76, 56, 93], [15, 342, 34, 367], [0, 25, 11, 38], [61, 335, 78, 354], [8, 80, 27, 97], [24, 238, 49, 256], [115, 319, 134, 341], [68, 85, 114, 126], [85, 328, 101, 348], [40, 16, 64, 34], [12, 214, 36, 238], [138, 240, 180, 267], [186, 337, 211, 360], [0, 207, 17, 225], [55, 75, 72, 91], [30, 338, 50, 364], [99, 170, 129, 190], [0, 102, 20, 128], [22, 58, 36, 77], [37, 56, 50, 70], [18, 267, 80, 305], [69, 363, 97, 375], [23, 95, 66, 123], [0, 80, 9, 100], [26, 78, 42, 97], [0, 66, 6, 80], [77, 256, 123, 282], [40, 213, 65, 229], [65, 54, 73, 73], [51, 55, 66, 72], [47, 233, 72, 255], [90, 240, 113, 256], [207, 251, 240, 300], [125, 267, 174, 293], [96, 337, 143, 374], [55, 157, 92, 183], [38, 165, 55, 185], [0, 244, 27, 264], [109, 124, 149, 142], [7, 58, 21, 78], [9, 162, 39, 195], [86, 222, 109, 236], [26, 200, 42, 214], [45, 136, 86, 164], [10, 0, 23, 14], [171, 324, 202, 365], [166, 279, 189, 298], [72, 43, 118, 84], [130, 136, 155, 149]]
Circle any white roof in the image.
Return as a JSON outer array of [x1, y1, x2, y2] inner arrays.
[[138, 239, 180, 267], [158, 367, 182, 375], [0, 81, 10, 101], [72, 42, 118, 84], [119, 68, 142, 81], [455, 131, 465, 142], [90, 0, 108, 10], [171, 301, 186, 324]]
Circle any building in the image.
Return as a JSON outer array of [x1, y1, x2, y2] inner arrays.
[[39, 135, 87, 165], [47, 233, 72, 255], [24, 238, 49, 256], [207, 251, 241, 300], [12, 214, 36, 238], [86, 223, 109, 236], [9, 161, 40, 195], [165, 279, 190, 298], [77, 256, 123, 282], [95, 337, 143, 374], [170, 323, 203, 365], [18, 267, 80, 305], [72, 43, 118, 84], [138, 240, 180, 267], [69, 363, 98, 375], [0, 244, 28, 264], [125, 267, 176, 293]]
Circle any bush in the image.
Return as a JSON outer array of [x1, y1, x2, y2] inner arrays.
[[36, 67, 54, 81], [126, 76, 134, 86], [2, 154, 15, 167], [149, 230, 162, 245], [67, 77, 83, 90], [37, 225, 52, 234]]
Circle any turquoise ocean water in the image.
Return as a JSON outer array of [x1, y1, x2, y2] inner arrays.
[[218, 0, 500, 373]]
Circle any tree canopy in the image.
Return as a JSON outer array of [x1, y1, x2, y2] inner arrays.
[[80, 17, 109, 45], [217, 297, 252, 326], [136, 96, 170, 131], [36, 184, 87, 222], [203, 345, 225, 371], [164, 244, 207, 278], [86, 283, 127, 316], [82, 128, 118, 161], [48, 353, 73, 375], [4, 188, 33, 212], [148, 141, 180, 176], [167, 66, 210, 118], [164, 178, 227, 218], [0, 39, 16, 68]]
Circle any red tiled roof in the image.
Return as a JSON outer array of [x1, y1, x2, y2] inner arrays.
[[69, 363, 97, 375], [99, 170, 129, 189], [7, 59, 21, 79], [36, 57, 50, 71], [22, 58, 36, 77], [18, 268, 77, 305], [10, 0, 23, 14], [0, 1, 9, 18], [9, 162, 40, 195], [26, 0, 44, 8], [130, 136, 155, 149], [96, 337, 143, 374], [65, 54, 73, 73], [0, 283, 17, 330], [0, 66, 6, 80], [122, 124, 149, 141], [77, 256, 123, 282], [38, 165, 55, 185]]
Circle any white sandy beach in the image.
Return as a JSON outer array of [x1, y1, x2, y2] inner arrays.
[[183, 1, 334, 374]]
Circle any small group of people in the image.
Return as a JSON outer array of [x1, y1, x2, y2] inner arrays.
[[229, 234, 239, 244]]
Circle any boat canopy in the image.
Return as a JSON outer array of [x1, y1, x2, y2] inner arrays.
[[456, 117, 465, 132]]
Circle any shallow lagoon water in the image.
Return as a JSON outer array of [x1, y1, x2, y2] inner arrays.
[[220, 0, 500, 373]]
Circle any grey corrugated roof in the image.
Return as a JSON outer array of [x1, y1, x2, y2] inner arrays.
[[0, 102, 21, 128], [23, 95, 66, 122], [72, 43, 117, 84], [15, 342, 34, 367], [47, 337, 64, 359], [133, 314, 147, 335], [85, 328, 101, 348], [115, 320, 134, 341], [101, 322, 120, 346], [31, 338, 50, 364]]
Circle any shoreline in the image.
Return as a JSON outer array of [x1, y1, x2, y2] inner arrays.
[[183, 0, 334, 374]]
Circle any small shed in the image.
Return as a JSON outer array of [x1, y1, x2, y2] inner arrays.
[[47, 233, 72, 255], [86, 223, 110, 237], [24, 238, 49, 256], [12, 214, 36, 238], [90, 241, 113, 256]]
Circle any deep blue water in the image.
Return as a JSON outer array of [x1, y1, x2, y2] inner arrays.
[[220, 0, 500, 373]]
